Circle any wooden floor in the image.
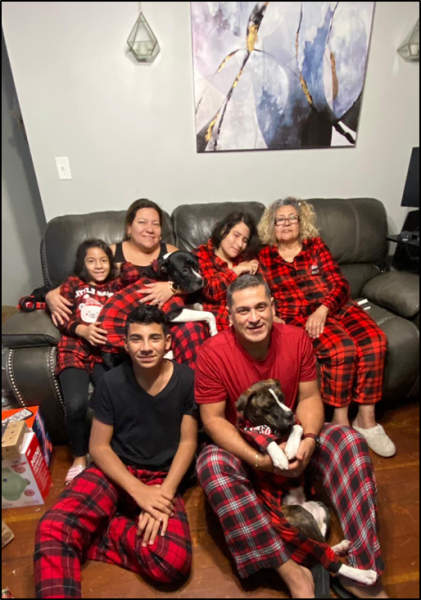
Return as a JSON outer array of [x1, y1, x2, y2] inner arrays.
[[2, 401, 419, 599]]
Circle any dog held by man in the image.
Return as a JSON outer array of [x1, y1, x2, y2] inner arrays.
[[237, 378, 377, 585], [194, 274, 389, 599]]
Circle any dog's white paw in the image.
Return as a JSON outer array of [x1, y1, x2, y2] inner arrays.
[[164, 350, 174, 360], [267, 442, 289, 470], [332, 539, 351, 556], [338, 565, 377, 585], [284, 425, 303, 460]]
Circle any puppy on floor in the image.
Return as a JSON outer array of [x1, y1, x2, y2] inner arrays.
[[236, 379, 377, 585]]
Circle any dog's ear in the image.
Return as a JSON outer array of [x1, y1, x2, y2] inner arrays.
[[237, 390, 252, 412], [236, 381, 263, 412], [158, 257, 170, 274]]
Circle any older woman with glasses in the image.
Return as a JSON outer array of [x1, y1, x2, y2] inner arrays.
[[257, 198, 395, 458]]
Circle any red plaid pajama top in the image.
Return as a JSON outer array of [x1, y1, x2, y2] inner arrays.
[[258, 238, 387, 406], [258, 237, 351, 318], [193, 241, 241, 331], [55, 263, 141, 375]]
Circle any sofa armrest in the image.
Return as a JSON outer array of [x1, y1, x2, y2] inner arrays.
[[2, 311, 61, 349], [361, 272, 420, 319]]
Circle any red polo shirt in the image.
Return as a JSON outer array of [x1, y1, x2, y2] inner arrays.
[[195, 323, 317, 426]]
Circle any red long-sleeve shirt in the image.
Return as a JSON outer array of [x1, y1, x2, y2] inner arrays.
[[193, 241, 240, 331], [258, 237, 351, 318], [55, 262, 141, 375]]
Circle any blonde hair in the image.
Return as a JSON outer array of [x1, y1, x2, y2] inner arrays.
[[257, 198, 319, 245]]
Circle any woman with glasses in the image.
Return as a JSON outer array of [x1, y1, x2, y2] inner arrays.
[[257, 198, 395, 458]]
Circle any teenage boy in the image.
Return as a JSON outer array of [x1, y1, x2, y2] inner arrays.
[[34, 305, 197, 598]]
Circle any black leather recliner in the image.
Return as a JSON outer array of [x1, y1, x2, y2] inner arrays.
[[3, 198, 419, 444]]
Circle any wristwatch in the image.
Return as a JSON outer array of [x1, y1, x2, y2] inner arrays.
[[302, 433, 320, 447]]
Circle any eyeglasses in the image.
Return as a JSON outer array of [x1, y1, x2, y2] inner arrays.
[[274, 215, 300, 226]]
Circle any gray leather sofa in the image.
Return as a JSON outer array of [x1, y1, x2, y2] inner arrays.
[[3, 198, 419, 444]]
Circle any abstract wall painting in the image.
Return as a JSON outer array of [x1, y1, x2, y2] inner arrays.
[[190, 2, 375, 152]]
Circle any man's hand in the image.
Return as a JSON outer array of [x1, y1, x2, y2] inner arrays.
[[137, 510, 169, 546], [131, 482, 175, 522], [76, 323, 108, 346], [138, 282, 174, 309], [273, 438, 316, 478], [305, 305, 329, 339], [46, 289, 73, 326]]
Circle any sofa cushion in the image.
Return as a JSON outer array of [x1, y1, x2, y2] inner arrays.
[[2, 311, 60, 349], [172, 201, 265, 251], [340, 264, 381, 299], [42, 210, 175, 287], [362, 272, 420, 319], [309, 198, 387, 265]]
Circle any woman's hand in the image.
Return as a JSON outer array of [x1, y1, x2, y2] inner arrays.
[[137, 511, 170, 546], [76, 323, 108, 346], [232, 260, 259, 276], [137, 282, 174, 309], [305, 305, 329, 339], [46, 288, 73, 326]]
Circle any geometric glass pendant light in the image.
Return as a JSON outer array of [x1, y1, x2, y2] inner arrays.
[[397, 19, 419, 62], [127, 9, 160, 63]]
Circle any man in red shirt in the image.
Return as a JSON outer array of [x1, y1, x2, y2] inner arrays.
[[195, 274, 388, 599]]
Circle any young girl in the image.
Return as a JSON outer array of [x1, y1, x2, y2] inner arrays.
[[55, 239, 139, 484]]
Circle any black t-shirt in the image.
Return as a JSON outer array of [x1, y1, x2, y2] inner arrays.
[[90, 360, 196, 471]]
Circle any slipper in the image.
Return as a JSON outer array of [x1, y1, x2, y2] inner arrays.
[[330, 576, 355, 598], [311, 563, 330, 598], [65, 464, 86, 486], [352, 422, 396, 458]]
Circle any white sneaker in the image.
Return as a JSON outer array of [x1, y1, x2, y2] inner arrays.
[[352, 422, 396, 458]]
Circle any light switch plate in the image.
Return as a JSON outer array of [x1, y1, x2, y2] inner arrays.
[[55, 156, 72, 180]]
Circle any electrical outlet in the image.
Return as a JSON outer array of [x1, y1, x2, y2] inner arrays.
[[55, 156, 72, 180]]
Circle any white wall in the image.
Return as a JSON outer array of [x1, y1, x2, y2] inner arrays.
[[2, 2, 420, 236], [2, 33, 46, 305]]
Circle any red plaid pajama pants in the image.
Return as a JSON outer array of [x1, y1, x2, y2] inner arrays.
[[288, 304, 387, 408], [34, 465, 192, 598], [196, 424, 384, 579]]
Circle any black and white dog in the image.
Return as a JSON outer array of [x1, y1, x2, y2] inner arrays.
[[99, 250, 218, 370], [157, 250, 218, 337], [236, 379, 378, 585]]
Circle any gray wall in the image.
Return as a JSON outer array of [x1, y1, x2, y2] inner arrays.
[[1, 2, 420, 306], [2, 33, 47, 305]]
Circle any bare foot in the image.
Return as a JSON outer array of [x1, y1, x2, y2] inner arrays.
[[277, 560, 315, 598], [338, 575, 389, 598]]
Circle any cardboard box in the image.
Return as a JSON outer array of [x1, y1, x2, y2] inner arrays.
[[2, 422, 28, 460], [2, 407, 53, 469], [2, 432, 52, 508], [2, 520, 14, 548]]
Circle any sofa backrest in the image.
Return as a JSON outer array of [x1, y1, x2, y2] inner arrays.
[[42, 210, 175, 287], [172, 201, 266, 251], [308, 198, 388, 298], [41, 198, 388, 297]]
